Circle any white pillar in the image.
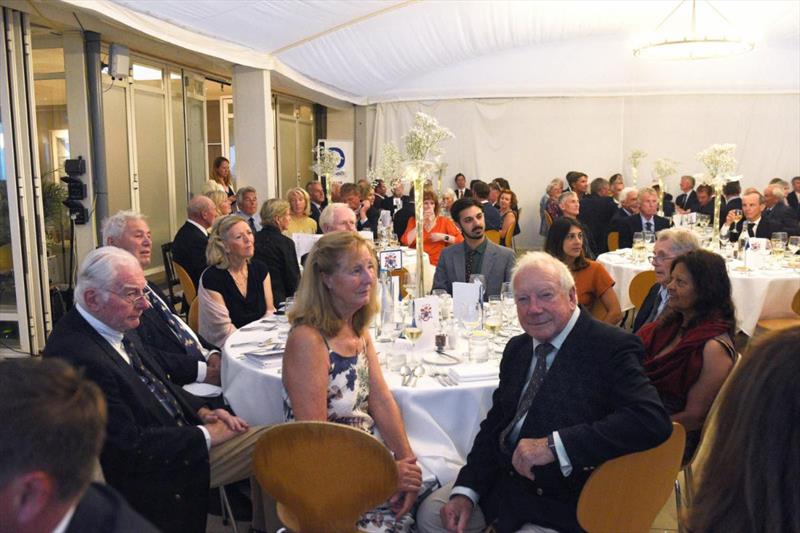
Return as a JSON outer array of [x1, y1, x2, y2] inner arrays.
[[232, 66, 276, 202], [63, 31, 98, 259]]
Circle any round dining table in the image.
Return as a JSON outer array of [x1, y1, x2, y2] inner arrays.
[[598, 249, 800, 336], [221, 316, 501, 485]]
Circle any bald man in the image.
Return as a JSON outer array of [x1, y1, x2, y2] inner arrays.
[[172, 195, 216, 289]]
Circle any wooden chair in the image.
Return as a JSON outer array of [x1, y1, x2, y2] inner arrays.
[[485, 229, 500, 244], [389, 267, 410, 299], [502, 218, 515, 249], [188, 298, 200, 334], [160, 242, 182, 310], [543, 210, 554, 228], [173, 261, 197, 304], [607, 231, 620, 252], [576, 422, 686, 533], [755, 288, 800, 332], [629, 270, 657, 309], [253, 421, 398, 533]]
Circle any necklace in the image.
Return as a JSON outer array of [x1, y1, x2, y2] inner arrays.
[[230, 264, 249, 295]]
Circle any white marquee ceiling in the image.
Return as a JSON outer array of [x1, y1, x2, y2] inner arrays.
[[65, 0, 800, 104]]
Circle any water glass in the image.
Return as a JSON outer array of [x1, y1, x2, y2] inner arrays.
[[387, 350, 406, 372], [468, 332, 490, 363]]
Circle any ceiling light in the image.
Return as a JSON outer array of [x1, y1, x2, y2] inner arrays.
[[633, 0, 754, 60]]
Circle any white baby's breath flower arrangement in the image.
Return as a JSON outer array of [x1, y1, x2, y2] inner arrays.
[[404, 112, 454, 163], [652, 158, 678, 179], [310, 146, 342, 179], [697, 143, 738, 186], [368, 142, 404, 189], [628, 149, 647, 187]]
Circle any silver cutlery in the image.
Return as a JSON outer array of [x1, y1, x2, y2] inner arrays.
[[409, 365, 425, 387]]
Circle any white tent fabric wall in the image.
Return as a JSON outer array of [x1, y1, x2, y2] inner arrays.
[[370, 94, 800, 250]]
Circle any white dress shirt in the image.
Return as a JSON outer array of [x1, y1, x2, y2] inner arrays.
[[75, 304, 211, 449], [451, 307, 581, 505]]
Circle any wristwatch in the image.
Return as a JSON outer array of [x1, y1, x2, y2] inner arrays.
[[546, 434, 557, 459]]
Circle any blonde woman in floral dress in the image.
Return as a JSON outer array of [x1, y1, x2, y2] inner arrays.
[[283, 231, 428, 532]]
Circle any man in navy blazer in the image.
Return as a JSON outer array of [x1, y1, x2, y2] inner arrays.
[[43, 247, 271, 533], [306, 180, 327, 232], [473, 181, 503, 231], [618, 187, 671, 249], [419, 252, 670, 532], [172, 195, 215, 290], [675, 175, 700, 213], [433, 198, 516, 299], [788, 176, 800, 220]]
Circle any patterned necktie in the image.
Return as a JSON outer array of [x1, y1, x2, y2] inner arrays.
[[465, 248, 477, 280], [122, 335, 187, 426], [145, 286, 205, 362], [499, 343, 554, 453], [645, 221, 653, 232], [248, 217, 257, 234]]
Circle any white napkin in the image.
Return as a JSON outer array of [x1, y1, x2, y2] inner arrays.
[[292, 233, 322, 262], [448, 363, 499, 383]]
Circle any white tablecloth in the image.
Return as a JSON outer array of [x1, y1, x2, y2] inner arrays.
[[222, 320, 498, 485], [598, 250, 800, 336]]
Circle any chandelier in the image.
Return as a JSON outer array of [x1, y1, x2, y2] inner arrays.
[[633, 0, 755, 60]]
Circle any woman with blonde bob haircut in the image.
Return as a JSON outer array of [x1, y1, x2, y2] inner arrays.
[[286, 186, 318, 235], [204, 189, 231, 218], [283, 232, 423, 530], [198, 215, 275, 347]]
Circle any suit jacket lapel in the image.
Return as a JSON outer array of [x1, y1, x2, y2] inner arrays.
[[71, 310, 135, 376]]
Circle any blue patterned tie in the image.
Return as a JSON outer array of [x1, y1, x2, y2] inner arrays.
[[122, 335, 187, 426], [145, 286, 205, 362], [499, 343, 554, 453], [646, 221, 653, 232]]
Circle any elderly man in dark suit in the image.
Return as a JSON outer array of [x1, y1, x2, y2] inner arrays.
[[306, 179, 327, 232], [103, 210, 221, 390], [618, 187, 672, 249], [675, 175, 700, 213], [419, 252, 671, 533], [433, 198, 516, 300], [0, 357, 158, 533], [763, 183, 800, 235], [788, 176, 800, 220], [43, 247, 272, 533], [633, 228, 700, 332], [172, 195, 215, 290]]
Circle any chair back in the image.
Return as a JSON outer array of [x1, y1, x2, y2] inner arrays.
[[485, 229, 500, 244], [629, 270, 657, 309], [161, 242, 180, 307], [577, 422, 686, 533], [253, 421, 398, 533], [173, 261, 197, 304], [607, 231, 620, 252], [188, 297, 200, 333], [792, 288, 800, 315], [544, 210, 554, 228], [502, 216, 515, 249], [390, 268, 410, 299]]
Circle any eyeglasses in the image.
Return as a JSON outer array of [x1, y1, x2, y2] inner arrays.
[[104, 287, 148, 305], [648, 254, 677, 265]]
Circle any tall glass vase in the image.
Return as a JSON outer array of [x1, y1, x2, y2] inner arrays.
[[712, 180, 723, 247], [406, 162, 427, 298]]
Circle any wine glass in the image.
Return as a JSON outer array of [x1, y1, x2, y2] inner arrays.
[[460, 301, 483, 334], [432, 289, 452, 323], [632, 232, 645, 261], [788, 236, 800, 255], [403, 322, 423, 352], [643, 231, 656, 253], [771, 232, 788, 258], [731, 209, 743, 224]]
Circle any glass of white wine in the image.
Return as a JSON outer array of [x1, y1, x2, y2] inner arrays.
[[460, 301, 483, 334], [632, 232, 645, 262], [731, 209, 743, 224]]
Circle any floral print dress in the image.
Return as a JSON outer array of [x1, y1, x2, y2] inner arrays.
[[283, 334, 421, 532]]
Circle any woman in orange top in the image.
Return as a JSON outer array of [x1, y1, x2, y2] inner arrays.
[[545, 217, 622, 325], [401, 190, 463, 265]]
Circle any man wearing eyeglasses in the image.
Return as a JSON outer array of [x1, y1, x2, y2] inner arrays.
[[43, 246, 273, 533], [102, 210, 221, 393], [633, 228, 700, 332]]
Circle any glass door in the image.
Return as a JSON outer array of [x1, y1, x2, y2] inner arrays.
[[0, 8, 53, 354]]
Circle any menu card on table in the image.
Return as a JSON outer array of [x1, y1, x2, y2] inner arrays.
[[411, 296, 439, 351], [452, 282, 482, 322]]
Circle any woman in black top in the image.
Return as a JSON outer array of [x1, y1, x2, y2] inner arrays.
[[254, 199, 300, 306], [198, 215, 275, 347]]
